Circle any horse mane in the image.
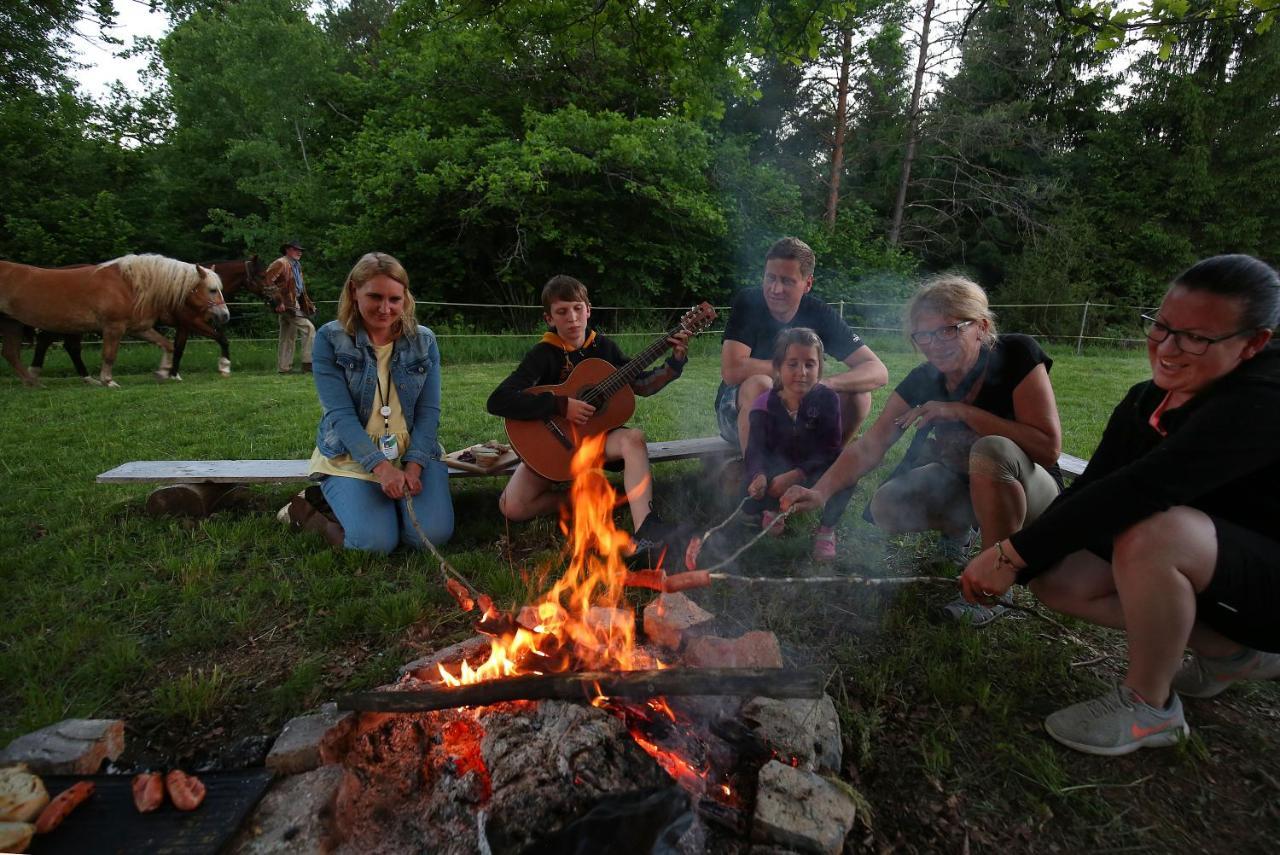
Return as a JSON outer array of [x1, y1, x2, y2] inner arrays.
[[102, 254, 218, 316]]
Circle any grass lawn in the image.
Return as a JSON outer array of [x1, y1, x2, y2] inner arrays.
[[2, 335, 1277, 851]]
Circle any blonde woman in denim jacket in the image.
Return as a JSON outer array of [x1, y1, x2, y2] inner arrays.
[[306, 252, 454, 553]]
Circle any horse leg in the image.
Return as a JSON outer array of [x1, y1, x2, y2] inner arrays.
[[30, 330, 52, 381], [136, 327, 177, 381], [217, 331, 231, 376], [99, 323, 127, 388], [169, 327, 188, 381], [64, 335, 100, 385], [1, 318, 40, 386]]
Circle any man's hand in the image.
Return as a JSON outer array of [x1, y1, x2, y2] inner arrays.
[[403, 462, 424, 496], [565, 398, 596, 425], [374, 460, 409, 499], [274, 303, 287, 314], [668, 330, 691, 362], [780, 485, 824, 513], [748, 473, 767, 499]]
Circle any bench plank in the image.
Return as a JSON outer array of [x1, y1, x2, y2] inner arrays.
[[97, 440, 1087, 485]]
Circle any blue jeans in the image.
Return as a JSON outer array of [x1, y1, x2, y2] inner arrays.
[[319, 461, 454, 554]]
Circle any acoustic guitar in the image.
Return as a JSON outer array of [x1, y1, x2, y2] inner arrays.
[[505, 302, 718, 481]]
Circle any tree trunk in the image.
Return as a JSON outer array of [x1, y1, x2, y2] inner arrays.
[[824, 25, 854, 230], [890, 0, 936, 245]]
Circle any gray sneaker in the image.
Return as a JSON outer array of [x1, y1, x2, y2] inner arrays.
[[1171, 648, 1280, 699], [940, 593, 1008, 627], [935, 527, 979, 564], [1045, 685, 1189, 756]]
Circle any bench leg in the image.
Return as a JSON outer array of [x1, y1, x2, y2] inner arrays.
[[145, 483, 249, 518]]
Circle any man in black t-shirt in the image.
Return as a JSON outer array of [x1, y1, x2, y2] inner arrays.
[[717, 237, 888, 451]]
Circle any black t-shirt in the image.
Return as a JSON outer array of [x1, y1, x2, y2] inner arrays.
[[895, 333, 1051, 419], [722, 289, 863, 363]]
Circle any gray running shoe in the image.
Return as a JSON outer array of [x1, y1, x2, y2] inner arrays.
[[935, 527, 979, 564], [1045, 685, 1189, 756], [1172, 648, 1280, 699], [939, 593, 1008, 627]]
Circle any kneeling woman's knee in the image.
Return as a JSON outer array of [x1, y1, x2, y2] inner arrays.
[[969, 435, 1021, 481], [344, 525, 399, 555]]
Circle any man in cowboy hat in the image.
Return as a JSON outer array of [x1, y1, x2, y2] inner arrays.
[[264, 239, 317, 373]]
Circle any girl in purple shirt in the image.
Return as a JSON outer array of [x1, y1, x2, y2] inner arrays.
[[743, 328, 855, 560]]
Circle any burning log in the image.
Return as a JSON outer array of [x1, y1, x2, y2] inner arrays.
[[336, 668, 824, 713]]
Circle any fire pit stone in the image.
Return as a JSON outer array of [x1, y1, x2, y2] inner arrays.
[[684, 631, 784, 669], [265, 702, 356, 776], [742, 695, 843, 774], [398, 635, 493, 681], [752, 759, 857, 855], [0, 717, 125, 775], [643, 593, 714, 650], [229, 763, 343, 854]]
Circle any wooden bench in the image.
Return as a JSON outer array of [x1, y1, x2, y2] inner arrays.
[[99, 439, 1086, 517], [96, 437, 738, 517]]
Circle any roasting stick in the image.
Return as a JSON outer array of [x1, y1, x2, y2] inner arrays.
[[625, 567, 960, 592], [403, 497, 486, 604], [698, 496, 750, 543], [697, 506, 796, 572]]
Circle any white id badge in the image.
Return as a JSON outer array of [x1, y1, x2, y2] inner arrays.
[[379, 434, 400, 460]]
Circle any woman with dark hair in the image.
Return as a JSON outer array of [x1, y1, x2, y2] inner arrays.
[[294, 252, 454, 553], [960, 254, 1280, 755]]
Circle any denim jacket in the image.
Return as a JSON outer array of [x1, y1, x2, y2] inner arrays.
[[312, 320, 443, 474]]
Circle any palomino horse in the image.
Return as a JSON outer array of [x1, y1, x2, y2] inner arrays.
[[0, 254, 229, 387], [29, 256, 269, 382]]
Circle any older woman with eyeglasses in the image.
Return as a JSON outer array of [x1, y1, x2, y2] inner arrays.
[[783, 275, 1064, 613], [957, 254, 1280, 756]]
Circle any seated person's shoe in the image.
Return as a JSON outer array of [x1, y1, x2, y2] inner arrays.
[[812, 526, 837, 562], [934, 527, 978, 565], [939, 593, 1009, 627], [1044, 685, 1188, 756], [760, 509, 785, 537], [1172, 648, 1280, 699], [626, 514, 673, 570]]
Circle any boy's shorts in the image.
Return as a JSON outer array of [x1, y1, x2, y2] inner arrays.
[[715, 383, 741, 450]]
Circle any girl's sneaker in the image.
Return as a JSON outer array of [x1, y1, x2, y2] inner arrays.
[[812, 526, 837, 562], [761, 509, 785, 537]]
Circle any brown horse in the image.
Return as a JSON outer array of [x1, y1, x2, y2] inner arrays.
[[29, 256, 268, 382], [0, 254, 228, 387]]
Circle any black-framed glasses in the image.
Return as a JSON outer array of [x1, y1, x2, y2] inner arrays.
[[1140, 314, 1251, 356], [910, 320, 974, 346]]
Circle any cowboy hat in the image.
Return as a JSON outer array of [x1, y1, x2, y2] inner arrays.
[[280, 239, 304, 254]]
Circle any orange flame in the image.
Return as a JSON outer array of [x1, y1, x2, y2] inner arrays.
[[438, 434, 661, 686]]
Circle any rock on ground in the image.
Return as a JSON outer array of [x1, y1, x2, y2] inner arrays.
[[229, 764, 343, 855], [742, 695, 842, 774], [0, 719, 124, 775], [683, 631, 784, 669], [643, 593, 714, 650], [753, 760, 856, 855], [266, 703, 355, 776]]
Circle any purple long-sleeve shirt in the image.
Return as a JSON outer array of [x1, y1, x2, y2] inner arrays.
[[743, 385, 843, 483]]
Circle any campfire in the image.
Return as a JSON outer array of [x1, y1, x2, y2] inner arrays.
[[256, 436, 855, 854]]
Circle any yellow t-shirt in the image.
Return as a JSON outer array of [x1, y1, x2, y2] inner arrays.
[[309, 342, 411, 481]]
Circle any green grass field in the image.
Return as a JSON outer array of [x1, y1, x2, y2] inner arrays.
[[2, 335, 1276, 850]]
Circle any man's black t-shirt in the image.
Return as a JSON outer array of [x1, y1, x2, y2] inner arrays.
[[721, 289, 863, 362]]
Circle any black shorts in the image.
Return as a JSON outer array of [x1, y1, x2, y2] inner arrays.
[[1084, 516, 1280, 652], [1198, 517, 1280, 652]]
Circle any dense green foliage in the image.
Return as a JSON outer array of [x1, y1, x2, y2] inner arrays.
[[0, 0, 1276, 333]]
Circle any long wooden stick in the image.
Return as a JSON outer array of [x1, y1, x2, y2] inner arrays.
[[403, 496, 484, 601], [336, 667, 824, 712], [708, 572, 957, 587]]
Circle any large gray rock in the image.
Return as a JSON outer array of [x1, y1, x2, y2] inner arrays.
[[742, 695, 842, 774], [643, 593, 713, 650], [229, 764, 343, 854], [0, 719, 124, 775], [752, 761, 856, 855], [266, 704, 355, 776]]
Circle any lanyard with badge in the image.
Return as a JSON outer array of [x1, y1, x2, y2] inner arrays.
[[376, 370, 400, 461]]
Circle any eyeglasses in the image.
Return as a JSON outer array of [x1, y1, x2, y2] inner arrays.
[[910, 320, 974, 346], [1141, 314, 1251, 356]]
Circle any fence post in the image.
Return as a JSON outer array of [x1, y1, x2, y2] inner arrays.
[[838, 301, 844, 321], [1076, 301, 1090, 356]]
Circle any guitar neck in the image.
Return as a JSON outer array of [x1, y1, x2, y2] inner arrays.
[[589, 325, 679, 403]]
